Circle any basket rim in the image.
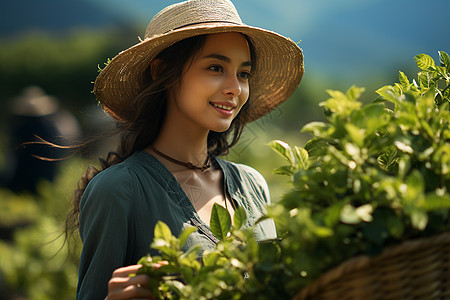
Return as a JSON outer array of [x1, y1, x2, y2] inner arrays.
[[292, 231, 450, 300]]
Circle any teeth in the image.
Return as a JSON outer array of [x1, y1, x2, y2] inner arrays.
[[212, 103, 233, 110]]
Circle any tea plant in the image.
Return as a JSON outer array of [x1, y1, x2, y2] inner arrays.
[[267, 50, 450, 293], [137, 51, 450, 299], [138, 204, 251, 299]]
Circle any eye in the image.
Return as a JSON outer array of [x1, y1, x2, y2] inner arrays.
[[239, 71, 252, 80], [208, 65, 223, 72]]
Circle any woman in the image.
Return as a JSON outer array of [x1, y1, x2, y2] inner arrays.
[[69, 0, 304, 299]]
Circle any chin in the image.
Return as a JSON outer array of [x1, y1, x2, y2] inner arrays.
[[209, 122, 233, 133]]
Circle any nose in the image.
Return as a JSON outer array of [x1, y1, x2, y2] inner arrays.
[[222, 74, 242, 97]]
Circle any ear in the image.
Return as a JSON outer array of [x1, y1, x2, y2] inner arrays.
[[150, 58, 163, 80]]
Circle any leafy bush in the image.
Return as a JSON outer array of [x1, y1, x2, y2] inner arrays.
[[0, 159, 83, 300], [137, 51, 450, 299], [267, 50, 450, 293]]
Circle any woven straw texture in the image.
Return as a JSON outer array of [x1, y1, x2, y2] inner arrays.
[[293, 232, 450, 300], [93, 0, 303, 122]]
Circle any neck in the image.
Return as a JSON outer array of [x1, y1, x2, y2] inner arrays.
[[150, 118, 210, 166]]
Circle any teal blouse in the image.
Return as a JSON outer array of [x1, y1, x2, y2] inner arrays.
[[76, 151, 277, 299]]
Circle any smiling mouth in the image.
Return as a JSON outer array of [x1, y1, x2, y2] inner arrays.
[[210, 102, 234, 111]]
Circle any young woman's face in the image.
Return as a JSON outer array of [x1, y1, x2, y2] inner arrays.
[[167, 32, 251, 133]]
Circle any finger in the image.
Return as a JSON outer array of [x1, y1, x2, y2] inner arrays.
[[109, 274, 151, 291], [128, 274, 151, 288], [153, 261, 168, 269], [112, 265, 143, 278], [108, 284, 155, 300]]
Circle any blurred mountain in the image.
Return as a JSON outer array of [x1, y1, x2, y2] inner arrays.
[[1, 0, 449, 83], [0, 0, 124, 36]]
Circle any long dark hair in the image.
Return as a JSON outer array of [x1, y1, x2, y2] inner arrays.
[[65, 33, 256, 236]]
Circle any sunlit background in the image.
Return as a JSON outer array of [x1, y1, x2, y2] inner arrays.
[[0, 1, 449, 298], [1, 0, 449, 140]]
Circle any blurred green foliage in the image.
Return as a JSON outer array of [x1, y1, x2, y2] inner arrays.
[[0, 28, 136, 113], [0, 159, 85, 300]]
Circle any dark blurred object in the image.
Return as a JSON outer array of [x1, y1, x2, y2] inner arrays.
[[0, 86, 80, 194]]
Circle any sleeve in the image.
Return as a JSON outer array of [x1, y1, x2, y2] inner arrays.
[[76, 166, 135, 300], [237, 163, 278, 241], [238, 163, 272, 206], [249, 166, 271, 206]]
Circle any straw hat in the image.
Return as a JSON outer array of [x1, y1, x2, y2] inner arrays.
[[94, 0, 304, 122]]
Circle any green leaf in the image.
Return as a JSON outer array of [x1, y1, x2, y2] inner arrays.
[[165, 280, 187, 297], [398, 71, 410, 88], [151, 238, 171, 250], [210, 203, 231, 241], [394, 140, 414, 154], [435, 66, 448, 78], [326, 89, 347, 101], [418, 71, 431, 90], [268, 140, 295, 164], [202, 250, 221, 267], [410, 209, 428, 230], [376, 85, 401, 104], [344, 142, 361, 158], [355, 204, 374, 222], [321, 92, 362, 116], [423, 193, 450, 211], [358, 103, 390, 133], [346, 85, 365, 101], [415, 53, 436, 70], [405, 170, 425, 200], [180, 244, 202, 263], [233, 206, 247, 230], [178, 226, 197, 248], [321, 202, 345, 227], [340, 204, 361, 224], [294, 146, 309, 169], [304, 138, 330, 157], [345, 123, 365, 147], [154, 221, 173, 242], [301, 121, 333, 137], [377, 148, 399, 171], [340, 204, 373, 224], [438, 51, 450, 72], [273, 165, 295, 176]]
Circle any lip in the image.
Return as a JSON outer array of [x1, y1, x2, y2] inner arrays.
[[209, 101, 237, 117]]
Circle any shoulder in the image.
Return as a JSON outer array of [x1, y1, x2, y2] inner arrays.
[[80, 158, 138, 212], [83, 152, 151, 194], [215, 157, 270, 203], [80, 152, 167, 209], [217, 158, 267, 186], [85, 162, 133, 194]]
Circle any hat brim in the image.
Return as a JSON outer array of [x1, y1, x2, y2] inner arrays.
[[94, 22, 304, 122]]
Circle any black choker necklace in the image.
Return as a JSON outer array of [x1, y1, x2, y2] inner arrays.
[[149, 145, 211, 171]]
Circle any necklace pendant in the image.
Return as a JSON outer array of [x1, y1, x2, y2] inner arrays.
[[201, 163, 211, 172]]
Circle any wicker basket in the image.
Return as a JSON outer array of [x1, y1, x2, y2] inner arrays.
[[292, 232, 450, 300]]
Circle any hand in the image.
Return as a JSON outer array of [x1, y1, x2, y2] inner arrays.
[[105, 263, 165, 300]]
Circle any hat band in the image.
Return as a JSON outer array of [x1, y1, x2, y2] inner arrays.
[[165, 20, 243, 34]]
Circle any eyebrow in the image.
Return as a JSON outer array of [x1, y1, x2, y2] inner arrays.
[[202, 53, 252, 67]]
